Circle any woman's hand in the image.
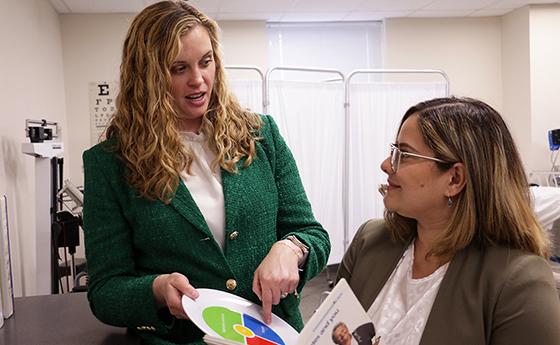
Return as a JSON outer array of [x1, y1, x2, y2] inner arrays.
[[252, 242, 300, 324], [152, 272, 199, 319]]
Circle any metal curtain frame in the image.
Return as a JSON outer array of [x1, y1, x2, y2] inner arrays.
[[342, 69, 450, 252], [264, 66, 345, 269], [225, 65, 266, 113], [264, 66, 345, 114]]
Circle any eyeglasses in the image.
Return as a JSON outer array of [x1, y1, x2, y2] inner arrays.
[[389, 143, 450, 173]]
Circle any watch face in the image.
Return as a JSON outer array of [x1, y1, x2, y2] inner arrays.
[[182, 289, 299, 345]]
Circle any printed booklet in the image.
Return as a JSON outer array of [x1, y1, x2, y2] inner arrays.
[[181, 278, 376, 345]]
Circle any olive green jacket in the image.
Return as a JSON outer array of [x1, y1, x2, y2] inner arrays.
[[338, 219, 560, 345], [82, 115, 330, 345]]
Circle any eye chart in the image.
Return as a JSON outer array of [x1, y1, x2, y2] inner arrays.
[[89, 81, 118, 145]]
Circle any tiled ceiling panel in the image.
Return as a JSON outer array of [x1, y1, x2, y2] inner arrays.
[[422, 0, 500, 11], [49, 0, 560, 21]]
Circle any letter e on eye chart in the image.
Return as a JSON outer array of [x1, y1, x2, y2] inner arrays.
[[89, 81, 118, 145]]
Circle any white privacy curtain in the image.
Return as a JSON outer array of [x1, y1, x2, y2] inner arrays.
[[347, 82, 447, 244], [268, 80, 345, 265], [228, 79, 263, 113], [227, 76, 448, 264]]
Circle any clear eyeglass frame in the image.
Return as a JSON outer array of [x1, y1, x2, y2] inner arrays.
[[389, 143, 450, 173]]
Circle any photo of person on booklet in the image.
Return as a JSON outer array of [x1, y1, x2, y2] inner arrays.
[[331, 321, 375, 345]]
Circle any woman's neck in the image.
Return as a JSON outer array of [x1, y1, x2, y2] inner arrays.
[[412, 219, 451, 279], [178, 118, 202, 133]]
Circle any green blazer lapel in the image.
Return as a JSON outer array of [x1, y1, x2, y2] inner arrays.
[[220, 168, 241, 233], [170, 181, 212, 237]]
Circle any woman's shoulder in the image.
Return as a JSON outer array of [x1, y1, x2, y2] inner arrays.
[[480, 245, 551, 272], [84, 138, 113, 153], [354, 219, 393, 244], [82, 138, 121, 166], [485, 246, 552, 280], [463, 244, 555, 292], [255, 114, 275, 137], [256, 113, 272, 123], [477, 246, 560, 340], [347, 219, 401, 256], [253, 114, 284, 160]]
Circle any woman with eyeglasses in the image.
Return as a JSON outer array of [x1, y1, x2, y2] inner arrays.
[[337, 97, 560, 345]]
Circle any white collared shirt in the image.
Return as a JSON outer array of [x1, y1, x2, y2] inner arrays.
[[367, 243, 449, 345], [179, 131, 225, 250]]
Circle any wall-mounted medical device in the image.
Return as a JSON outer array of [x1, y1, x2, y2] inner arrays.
[[22, 118, 65, 294], [25, 119, 60, 143], [22, 119, 63, 159], [550, 129, 560, 151]]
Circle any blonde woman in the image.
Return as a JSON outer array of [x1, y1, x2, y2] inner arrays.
[[338, 97, 560, 344], [82, 1, 330, 344]]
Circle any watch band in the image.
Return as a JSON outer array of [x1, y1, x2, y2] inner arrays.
[[286, 235, 309, 267], [286, 235, 309, 253]]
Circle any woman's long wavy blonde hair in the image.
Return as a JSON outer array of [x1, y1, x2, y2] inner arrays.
[[385, 97, 549, 258], [106, 0, 262, 203]]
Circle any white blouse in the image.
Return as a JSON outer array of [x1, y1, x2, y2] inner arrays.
[[179, 131, 226, 250], [367, 243, 449, 345]]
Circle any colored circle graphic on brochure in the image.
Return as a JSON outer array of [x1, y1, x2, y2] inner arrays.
[[181, 288, 298, 345], [203, 306, 284, 344]]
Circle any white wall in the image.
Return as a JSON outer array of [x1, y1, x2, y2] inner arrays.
[[384, 17, 503, 111], [0, 0, 67, 296], [529, 5, 560, 171], [502, 7, 532, 168], [384, 11, 560, 172], [60, 14, 133, 186], [500, 5, 560, 172], [219, 21, 268, 72]]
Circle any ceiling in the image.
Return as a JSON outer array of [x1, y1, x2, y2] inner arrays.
[[48, 0, 560, 21]]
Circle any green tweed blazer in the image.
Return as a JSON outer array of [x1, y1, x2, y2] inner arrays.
[[82, 115, 330, 345]]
